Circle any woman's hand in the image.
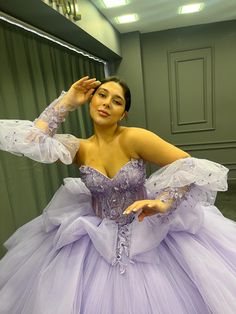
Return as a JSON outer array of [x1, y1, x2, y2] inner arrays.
[[123, 199, 174, 222], [61, 76, 101, 110]]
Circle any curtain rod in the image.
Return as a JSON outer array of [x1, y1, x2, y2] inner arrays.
[[0, 11, 106, 65]]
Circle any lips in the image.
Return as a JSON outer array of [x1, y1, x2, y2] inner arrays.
[[98, 110, 110, 117]]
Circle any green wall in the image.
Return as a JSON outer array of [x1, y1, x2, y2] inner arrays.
[[116, 32, 147, 128], [116, 20, 236, 181]]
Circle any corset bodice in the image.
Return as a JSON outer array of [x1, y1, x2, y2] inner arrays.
[[79, 159, 147, 225]]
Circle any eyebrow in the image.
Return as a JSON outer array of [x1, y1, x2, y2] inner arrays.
[[98, 87, 125, 102]]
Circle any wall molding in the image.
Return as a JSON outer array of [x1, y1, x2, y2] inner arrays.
[[175, 140, 236, 180], [168, 47, 215, 134], [176, 139, 236, 151]]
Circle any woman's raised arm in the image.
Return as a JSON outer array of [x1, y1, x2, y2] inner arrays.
[[0, 76, 100, 164]]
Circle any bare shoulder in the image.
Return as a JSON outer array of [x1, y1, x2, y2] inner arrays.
[[120, 127, 151, 139], [74, 137, 93, 165], [120, 127, 190, 166], [119, 127, 157, 147], [118, 127, 140, 154], [118, 127, 154, 159]]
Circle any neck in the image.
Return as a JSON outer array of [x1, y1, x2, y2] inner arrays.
[[93, 123, 120, 144]]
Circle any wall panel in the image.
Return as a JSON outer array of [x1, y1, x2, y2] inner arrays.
[[168, 47, 214, 133]]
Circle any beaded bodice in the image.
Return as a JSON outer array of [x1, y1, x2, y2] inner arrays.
[[79, 158, 147, 225]]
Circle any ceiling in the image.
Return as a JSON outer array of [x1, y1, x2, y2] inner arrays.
[[90, 0, 236, 33]]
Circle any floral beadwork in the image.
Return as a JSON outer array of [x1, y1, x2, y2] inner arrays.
[[34, 92, 68, 136], [79, 160, 193, 273], [80, 159, 146, 274], [79, 159, 146, 225], [112, 224, 134, 275], [154, 185, 191, 223], [158, 186, 190, 205]]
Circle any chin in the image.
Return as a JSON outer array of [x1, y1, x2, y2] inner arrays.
[[92, 117, 109, 124], [93, 117, 118, 127]]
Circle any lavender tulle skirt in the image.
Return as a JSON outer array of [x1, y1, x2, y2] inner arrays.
[[0, 170, 236, 314]]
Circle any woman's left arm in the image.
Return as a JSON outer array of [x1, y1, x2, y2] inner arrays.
[[123, 128, 190, 221], [125, 127, 190, 166]]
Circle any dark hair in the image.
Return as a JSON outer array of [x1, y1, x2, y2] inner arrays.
[[93, 76, 131, 112]]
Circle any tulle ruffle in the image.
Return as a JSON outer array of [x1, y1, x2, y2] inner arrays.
[[2, 158, 230, 265], [0, 158, 236, 313], [134, 157, 229, 259], [1, 179, 236, 313], [146, 157, 228, 192], [0, 120, 79, 164]]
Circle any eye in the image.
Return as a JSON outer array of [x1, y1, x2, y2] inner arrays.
[[98, 92, 106, 98], [113, 99, 122, 106]]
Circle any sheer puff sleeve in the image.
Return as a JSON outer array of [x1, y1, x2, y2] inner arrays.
[[145, 157, 228, 221], [0, 119, 79, 164], [129, 158, 229, 261], [145, 157, 228, 204], [0, 92, 80, 164]]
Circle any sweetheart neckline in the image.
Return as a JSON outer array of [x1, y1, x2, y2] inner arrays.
[[79, 158, 144, 180]]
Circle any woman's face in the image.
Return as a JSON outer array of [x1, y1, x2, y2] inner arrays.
[[89, 81, 126, 126]]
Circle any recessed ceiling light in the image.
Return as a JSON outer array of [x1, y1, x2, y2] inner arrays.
[[103, 0, 127, 8], [179, 3, 204, 14], [115, 14, 139, 24]]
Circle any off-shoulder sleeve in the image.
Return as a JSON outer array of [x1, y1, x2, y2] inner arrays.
[[145, 157, 228, 196], [144, 157, 228, 212], [0, 119, 79, 164], [128, 158, 229, 260]]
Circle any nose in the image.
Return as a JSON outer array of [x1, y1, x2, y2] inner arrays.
[[102, 98, 111, 108]]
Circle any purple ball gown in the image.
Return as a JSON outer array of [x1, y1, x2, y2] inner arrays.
[[0, 120, 236, 313]]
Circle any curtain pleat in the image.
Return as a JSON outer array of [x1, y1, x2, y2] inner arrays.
[[0, 20, 105, 258]]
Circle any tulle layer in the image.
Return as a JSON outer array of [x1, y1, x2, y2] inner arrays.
[[0, 120, 79, 164], [146, 157, 228, 191], [3, 174, 219, 265], [1, 210, 236, 314], [0, 158, 235, 313]]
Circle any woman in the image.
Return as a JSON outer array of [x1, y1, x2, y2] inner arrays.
[[0, 76, 235, 313]]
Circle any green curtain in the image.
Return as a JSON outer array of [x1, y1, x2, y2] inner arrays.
[[0, 20, 105, 258]]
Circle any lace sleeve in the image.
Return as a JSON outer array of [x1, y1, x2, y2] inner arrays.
[[0, 92, 80, 164], [157, 185, 190, 207], [146, 157, 228, 192], [145, 157, 228, 221]]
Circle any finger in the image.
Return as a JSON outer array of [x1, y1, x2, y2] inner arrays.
[[123, 200, 152, 215], [129, 200, 149, 212], [85, 88, 95, 99], [123, 207, 136, 215], [123, 201, 138, 214], [123, 203, 139, 214], [80, 80, 101, 92], [73, 76, 89, 85], [123, 205, 143, 215], [138, 212, 146, 222], [82, 78, 97, 85], [124, 203, 154, 216], [142, 204, 155, 211], [142, 208, 157, 216], [84, 81, 101, 91], [123, 208, 132, 215], [72, 77, 96, 89], [89, 80, 101, 88]]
